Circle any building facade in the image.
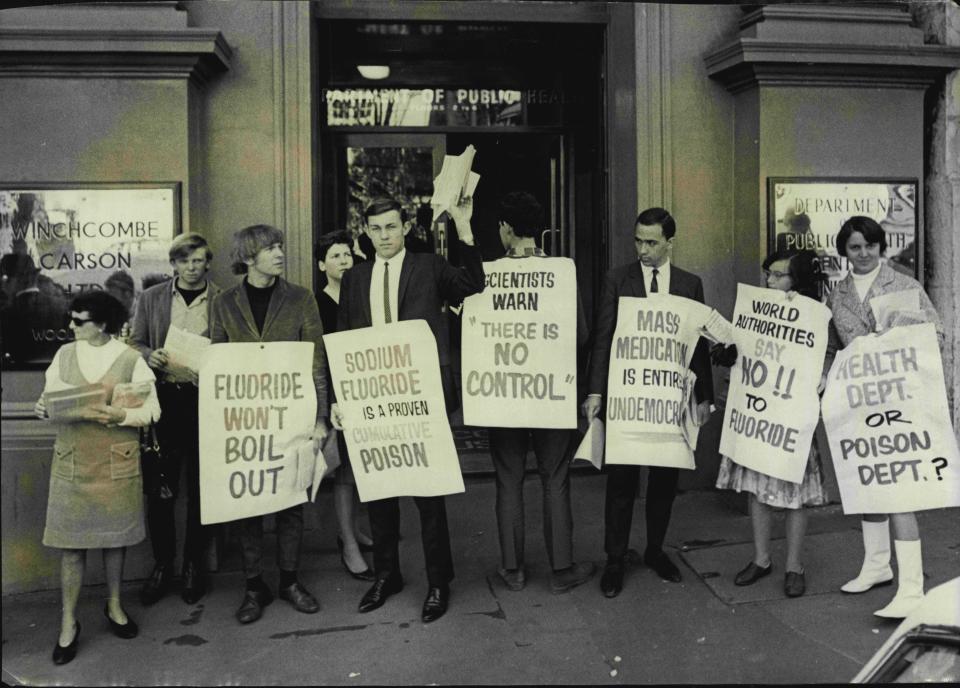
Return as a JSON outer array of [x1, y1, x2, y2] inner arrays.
[[2, 0, 958, 594]]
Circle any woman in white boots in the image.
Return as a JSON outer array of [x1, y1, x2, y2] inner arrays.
[[824, 216, 943, 619]]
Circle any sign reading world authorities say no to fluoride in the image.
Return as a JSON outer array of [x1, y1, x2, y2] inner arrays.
[[720, 284, 831, 484], [461, 257, 578, 428], [325, 320, 464, 502], [822, 322, 960, 514], [198, 342, 317, 525]]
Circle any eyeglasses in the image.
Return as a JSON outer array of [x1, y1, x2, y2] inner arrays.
[[763, 270, 790, 280], [69, 316, 94, 326]]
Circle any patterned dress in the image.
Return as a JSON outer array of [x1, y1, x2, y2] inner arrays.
[[716, 443, 827, 509]]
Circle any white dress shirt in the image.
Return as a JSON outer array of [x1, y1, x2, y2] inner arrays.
[[640, 259, 671, 295], [370, 248, 406, 326]]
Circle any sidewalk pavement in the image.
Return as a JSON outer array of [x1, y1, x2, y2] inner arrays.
[[3, 470, 958, 686]]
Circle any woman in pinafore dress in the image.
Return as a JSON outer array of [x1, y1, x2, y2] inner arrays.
[[34, 291, 160, 665], [714, 249, 828, 598]]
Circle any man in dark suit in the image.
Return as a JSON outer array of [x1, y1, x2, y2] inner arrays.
[[582, 207, 714, 596], [333, 196, 483, 623], [210, 224, 328, 625]]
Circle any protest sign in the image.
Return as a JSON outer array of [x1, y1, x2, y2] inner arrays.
[[605, 294, 712, 469], [325, 320, 465, 502], [719, 284, 831, 483], [821, 323, 960, 514], [461, 257, 577, 428], [198, 342, 317, 524]]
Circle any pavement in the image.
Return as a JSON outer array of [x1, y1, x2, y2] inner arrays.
[[2, 468, 959, 686]]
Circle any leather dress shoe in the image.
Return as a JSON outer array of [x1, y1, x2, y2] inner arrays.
[[236, 585, 274, 624], [181, 561, 206, 605], [421, 585, 449, 623], [103, 605, 138, 639], [52, 622, 80, 665], [784, 570, 806, 598], [359, 574, 403, 613], [645, 550, 682, 583], [600, 560, 624, 598], [279, 581, 320, 614], [497, 566, 526, 592], [140, 563, 172, 606], [734, 560, 773, 586], [551, 561, 596, 594]]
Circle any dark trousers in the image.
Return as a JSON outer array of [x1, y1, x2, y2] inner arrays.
[[147, 383, 207, 569], [604, 464, 679, 561], [238, 504, 304, 578], [368, 496, 454, 587], [488, 427, 573, 571]]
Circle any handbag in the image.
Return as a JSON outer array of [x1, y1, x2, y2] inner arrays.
[[140, 423, 173, 499]]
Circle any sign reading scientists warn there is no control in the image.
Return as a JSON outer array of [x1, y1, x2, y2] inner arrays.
[[325, 320, 465, 502], [461, 257, 578, 428]]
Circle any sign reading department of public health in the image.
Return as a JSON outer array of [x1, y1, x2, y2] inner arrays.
[[0, 184, 179, 367], [461, 257, 578, 428], [720, 285, 831, 484], [325, 320, 465, 502], [605, 294, 712, 470], [198, 342, 317, 525], [822, 323, 960, 514]]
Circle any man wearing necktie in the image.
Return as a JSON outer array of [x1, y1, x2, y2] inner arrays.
[[582, 207, 714, 596], [333, 195, 484, 623]]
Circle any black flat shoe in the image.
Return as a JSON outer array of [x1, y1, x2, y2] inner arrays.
[[52, 622, 80, 665], [600, 561, 624, 598], [421, 585, 449, 623], [103, 605, 138, 639], [358, 573, 403, 613], [784, 570, 806, 598], [734, 560, 772, 586], [181, 561, 206, 605], [140, 563, 172, 606], [644, 550, 682, 583]]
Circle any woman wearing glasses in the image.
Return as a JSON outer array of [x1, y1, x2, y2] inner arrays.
[[826, 216, 942, 618], [715, 249, 828, 598], [34, 291, 160, 664]]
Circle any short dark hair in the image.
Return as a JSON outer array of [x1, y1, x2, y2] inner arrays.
[[69, 290, 129, 334], [316, 230, 355, 262], [231, 224, 284, 274], [762, 249, 824, 300], [636, 207, 676, 240], [363, 198, 407, 223], [169, 232, 213, 262], [836, 216, 887, 257], [498, 191, 543, 239]]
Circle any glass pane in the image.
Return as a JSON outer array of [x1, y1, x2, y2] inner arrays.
[[345, 146, 436, 253], [892, 644, 960, 683], [326, 88, 541, 127]]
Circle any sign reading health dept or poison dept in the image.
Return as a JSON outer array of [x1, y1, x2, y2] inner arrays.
[[198, 342, 317, 524], [821, 323, 960, 514], [720, 285, 831, 484], [605, 294, 713, 469], [325, 320, 465, 502], [461, 257, 577, 428]]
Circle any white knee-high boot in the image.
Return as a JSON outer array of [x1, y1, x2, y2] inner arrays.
[[874, 539, 924, 619], [841, 519, 893, 593]]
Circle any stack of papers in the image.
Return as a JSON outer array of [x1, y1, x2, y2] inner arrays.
[[869, 289, 925, 332], [431, 144, 480, 222], [112, 381, 153, 409], [44, 383, 107, 421], [164, 325, 211, 371]]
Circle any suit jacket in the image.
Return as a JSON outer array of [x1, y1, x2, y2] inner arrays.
[[131, 278, 222, 358], [587, 261, 714, 404], [209, 278, 328, 419], [826, 262, 943, 368], [337, 245, 485, 365]]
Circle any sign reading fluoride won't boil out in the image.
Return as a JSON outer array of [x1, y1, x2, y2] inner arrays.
[[461, 257, 578, 429], [821, 323, 960, 514], [325, 320, 464, 502], [605, 294, 713, 470], [720, 284, 831, 484], [198, 342, 317, 525]]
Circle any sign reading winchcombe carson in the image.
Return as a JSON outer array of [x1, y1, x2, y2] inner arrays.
[[198, 342, 317, 524], [325, 320, 465, 501], [461, 257, 577, 428]]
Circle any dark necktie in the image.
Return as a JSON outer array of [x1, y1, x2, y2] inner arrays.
[[650, 267, 659, 294], [383, 261, 392, 323]]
